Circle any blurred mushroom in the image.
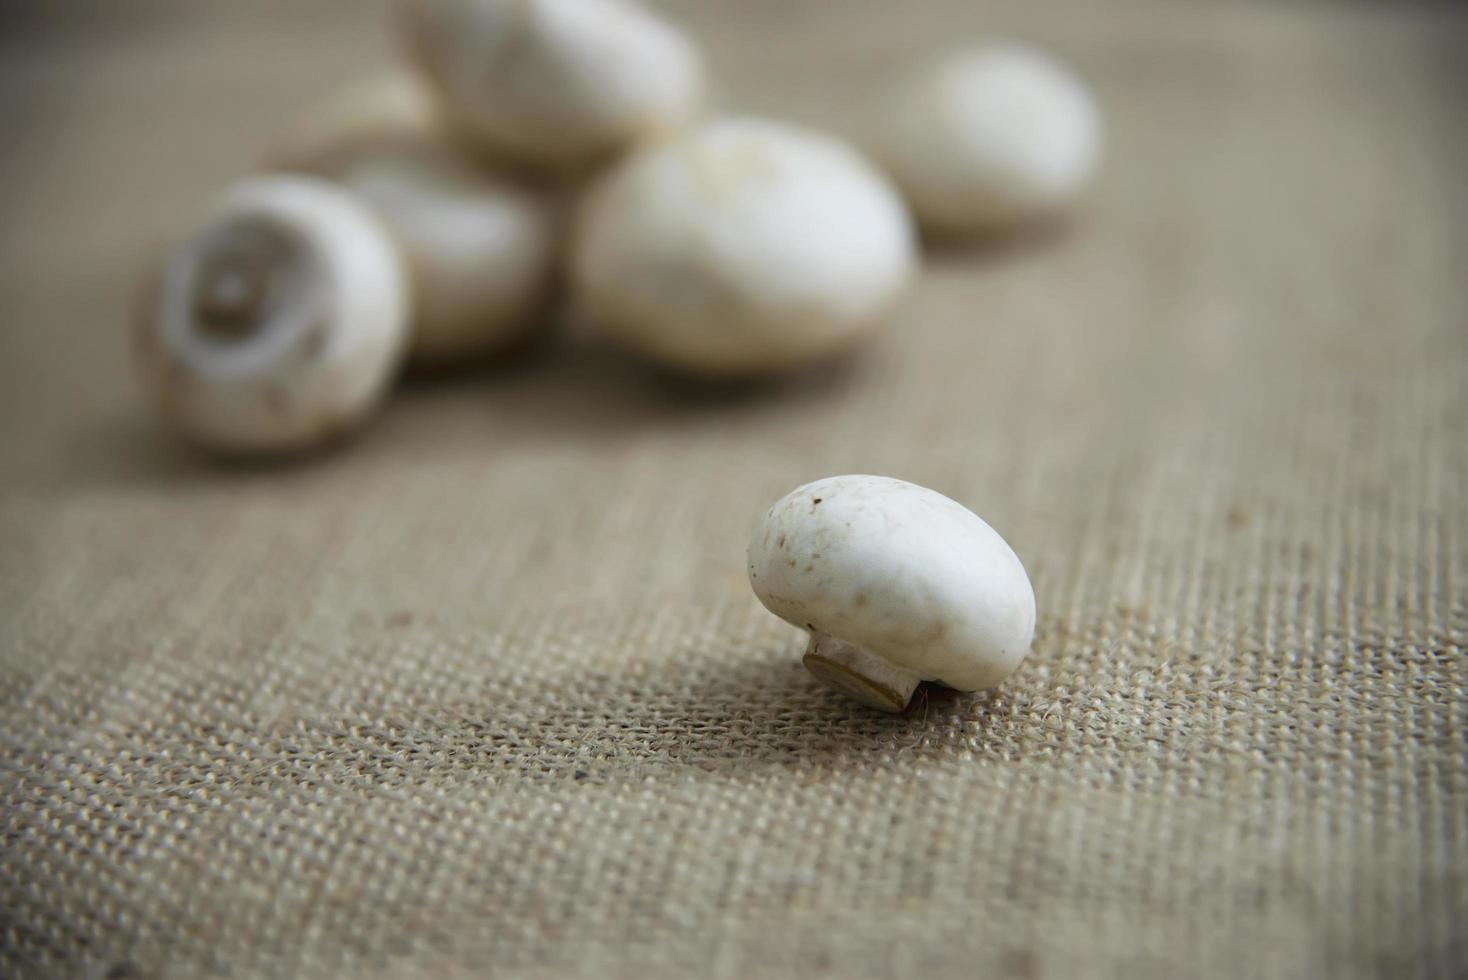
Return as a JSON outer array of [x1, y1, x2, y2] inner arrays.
[[396, 0, 703, 174], [268, 73, 560, 368], [263, 71, 446, 177], [135, 176, 410, 454], [572, 117, 917, 375], [872, 43, 1101, 238]]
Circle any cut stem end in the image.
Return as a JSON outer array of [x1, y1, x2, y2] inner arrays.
[[189, 219, 301, 343], [802, 634, 920, 713], [194, 262, 273, 339]]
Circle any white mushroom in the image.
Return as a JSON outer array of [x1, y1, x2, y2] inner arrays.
[[346, 159, 558, 366], [262, 71, 448, 178], [572, 118, 917, 375], [395, 0, 703, 173], [135, 175, 410, 454], [267, 73, 560, 367], [747, 475, 1036, 713], [872, 43, 1101, 238]]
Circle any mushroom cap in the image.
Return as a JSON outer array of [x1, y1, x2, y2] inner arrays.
[[343, 156, 559, 365], [572, 117, 917, 375], [135, 175, 410, 454], [397, 0, 703, 171], [264, 74, 560, 366], [747, 475, 1036, 692], [262, 71, 448, 176], [873, 43, 1101, 236]]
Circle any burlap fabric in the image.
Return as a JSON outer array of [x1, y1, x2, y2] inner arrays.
[[2, 2, 1464, 977]]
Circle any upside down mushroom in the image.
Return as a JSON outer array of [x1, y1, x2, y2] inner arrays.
[[135, 175, 410, 454]]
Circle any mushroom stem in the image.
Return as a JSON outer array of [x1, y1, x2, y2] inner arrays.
[[194, 261, 272, 338], [190, 222, 299, 343], [802, 633, 921, 713]]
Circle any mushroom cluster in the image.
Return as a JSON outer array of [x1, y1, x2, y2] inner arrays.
[[132, 3, 1069, 710], [134, 0, 1100, 454]]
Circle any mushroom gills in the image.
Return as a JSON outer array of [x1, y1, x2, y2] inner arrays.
[[802, 633, 922, 713], [188, 219, 309, 346]]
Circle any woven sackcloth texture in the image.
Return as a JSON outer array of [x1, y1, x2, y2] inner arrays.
[[1, 1, 1465, 977]]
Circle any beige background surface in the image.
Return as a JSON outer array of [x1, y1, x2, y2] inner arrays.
[[2, 1, 1465, 977]]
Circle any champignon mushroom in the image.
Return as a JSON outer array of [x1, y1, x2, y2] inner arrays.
[[262, 71, 447, 178], [266, 73, 560, 368], [395, 0, 703, 173], [747, 475, 1036, 713], [871, 43, 1101, 238], [571, 117, 917, 375], [135, 175, 410, 454]]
